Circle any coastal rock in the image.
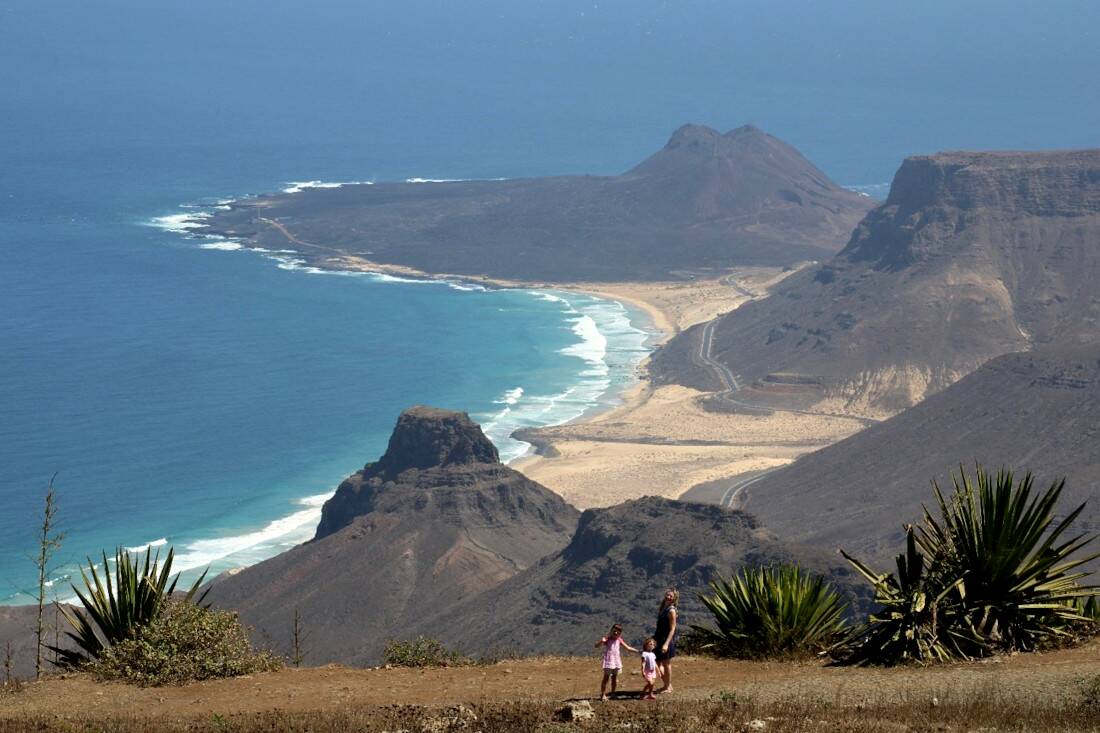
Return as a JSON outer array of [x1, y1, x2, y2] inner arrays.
[[315, 406, 501, 538], [192, 124, 873, 281], [652, 148, 1100, 414], [205, 407, 580, 666]]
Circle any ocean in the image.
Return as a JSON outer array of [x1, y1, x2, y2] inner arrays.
[[2, 1, 1096, 603]]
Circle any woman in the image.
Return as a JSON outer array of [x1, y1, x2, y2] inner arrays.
[[653, 588, 678, 693]]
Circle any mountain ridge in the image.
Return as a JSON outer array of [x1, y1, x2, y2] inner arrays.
[[651, 147, 1100, 414], [193, 124, 873, 282]]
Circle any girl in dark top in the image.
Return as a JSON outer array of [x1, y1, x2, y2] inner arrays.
[[654, 588, 678, 693]]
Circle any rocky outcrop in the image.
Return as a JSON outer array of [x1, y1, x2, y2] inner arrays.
[[194, 124, 873, 281], [426, 496, 868, 656], [315, 406, 503, 538], [652, 148, 1100, 414], [206, 407, 580, 666]]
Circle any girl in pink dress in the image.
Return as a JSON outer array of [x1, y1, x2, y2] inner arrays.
[[594, 623, 639, 700]]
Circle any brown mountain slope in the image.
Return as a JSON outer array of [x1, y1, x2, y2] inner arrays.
[[651, 149, 1100, 414], [426, 496, 869, 657], [194, 125, 872, 281], [737, 345, 1100, 568], [204, 407, 580, 665]]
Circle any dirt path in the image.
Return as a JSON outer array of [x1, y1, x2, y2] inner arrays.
[[5, 644, 1100, 720]]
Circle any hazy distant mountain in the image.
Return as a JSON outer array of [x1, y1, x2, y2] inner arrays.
[[738, 345, 1100, 568], [652, 150, 1100, 414], [195, 124, 872, 281], [428, 496, 868, 657], [205, 407, 580, 665]]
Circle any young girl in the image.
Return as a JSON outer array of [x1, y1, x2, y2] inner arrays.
[[640, 638, 659, 699], [594, 623, 639, 700]]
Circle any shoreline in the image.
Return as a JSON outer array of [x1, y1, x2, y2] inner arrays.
[[135, 197, 865, 580]]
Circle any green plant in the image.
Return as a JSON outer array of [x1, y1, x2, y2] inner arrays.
[[94, 600, 282, 686], [52, 547, 207, 667], [919, 467, 1097, 651], [382, 636, 468, 668], [32, 475, 64, 679], [840, 466, 1099, 665], [840, 526, 977, 665], [690, 564, 848, 659]]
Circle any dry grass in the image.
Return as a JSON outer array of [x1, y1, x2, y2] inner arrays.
[[3, 693, 1100, 733]]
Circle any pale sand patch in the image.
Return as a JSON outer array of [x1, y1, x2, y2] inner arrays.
[[512, 384, 862, 509], [552, 266, 794, 339]]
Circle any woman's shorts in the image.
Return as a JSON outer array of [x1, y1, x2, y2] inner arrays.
[[655, 640, 676, 661]]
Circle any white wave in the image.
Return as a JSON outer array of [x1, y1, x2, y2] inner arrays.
[[560, 315, 608, 368], [474, 291, 654, 464], [404, 176, 507, 184], [125, 538, 168, 553], [844, 182, 891, 199], [198, 240, 243, 251], [148, 211, 210, 232], [282, 180, 374, 194], [497, 387, 524, 405], [171, 492, 333, 574]]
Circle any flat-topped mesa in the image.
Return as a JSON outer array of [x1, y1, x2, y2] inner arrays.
[[374, 406, 499, 476], [650, 146, 1100, 416], [844, 149, 1100, 269]]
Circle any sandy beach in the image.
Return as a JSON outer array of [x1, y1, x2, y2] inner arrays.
[[511, 267, 870, 510]]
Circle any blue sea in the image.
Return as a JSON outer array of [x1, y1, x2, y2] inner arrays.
[[2, 1, 1096, 603]]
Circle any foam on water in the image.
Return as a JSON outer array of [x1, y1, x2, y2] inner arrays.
[[125, 538, 168, 553], [281, 180, 374, 194], [172, 493, 332, 575], [477, 290, 653, 463], [845, 182, 891, 200], [148, 211, 211, 233], [198, 240, 244, 251]]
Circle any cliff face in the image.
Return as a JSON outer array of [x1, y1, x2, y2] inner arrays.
[[206, 407, 579, 666], [426, 496, 868, 657], [652, 148, 1100, 415], [193, 124, 873, 281], [315, 406, 503, 539]]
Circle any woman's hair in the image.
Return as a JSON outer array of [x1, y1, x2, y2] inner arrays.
[[660, 588, 679, 609]]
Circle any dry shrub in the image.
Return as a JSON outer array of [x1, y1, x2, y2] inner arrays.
[[94, 600, 282, 686]]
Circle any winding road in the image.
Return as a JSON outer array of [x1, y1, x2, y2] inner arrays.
[[696, 277, 880, 507]]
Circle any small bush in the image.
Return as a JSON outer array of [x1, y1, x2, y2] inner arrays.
[[691, 564, 848, 659], [94, 600, 282, 685], [382, 636, 468, 668]]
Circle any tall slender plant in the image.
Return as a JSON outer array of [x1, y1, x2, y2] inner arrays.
[[33, 475, 64, 679], [52, 547, 207, 667]]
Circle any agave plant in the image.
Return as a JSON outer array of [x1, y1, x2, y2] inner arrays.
[[918, 467, 1098, 651], [840, 526, 978, 665], [841, 465, 1099, 665], [52, 547, 207, 667], [690, 564, 847, 659]]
